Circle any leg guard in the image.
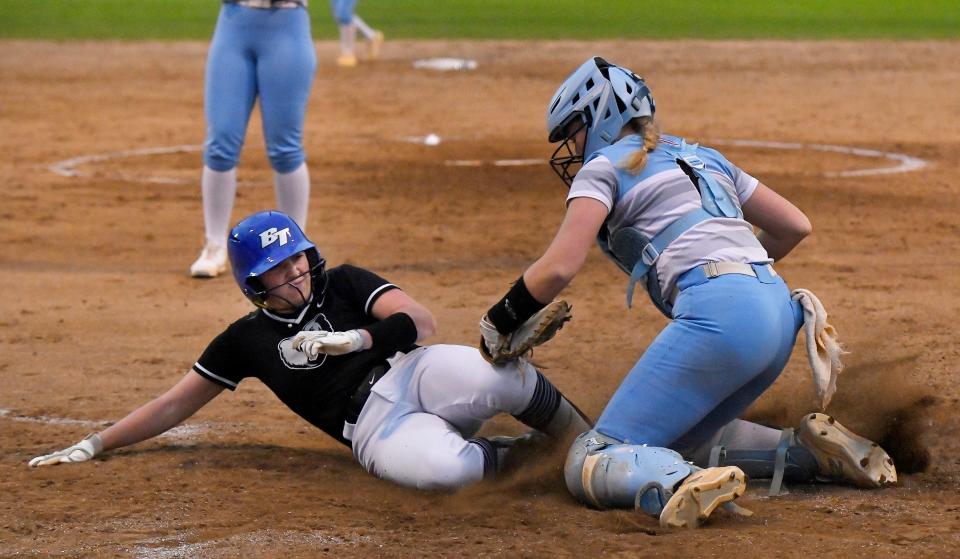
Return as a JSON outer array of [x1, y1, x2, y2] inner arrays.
[[704, 413, 897, 494], [564, 430, 692, 514], [708, 428, 819, 496], [513, 370, 592, 441]]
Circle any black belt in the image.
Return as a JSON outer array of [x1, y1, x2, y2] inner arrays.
[[343, 363, 390, 426]]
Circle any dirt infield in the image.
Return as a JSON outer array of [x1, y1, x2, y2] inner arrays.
[[2, 39, 959, 557]]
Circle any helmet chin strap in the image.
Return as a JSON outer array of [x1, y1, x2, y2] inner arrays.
[[263, 268, 313, 314]]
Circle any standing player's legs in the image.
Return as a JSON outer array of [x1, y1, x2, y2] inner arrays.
[[193, 4, 258, 278], [351, 14, 383, 60], [329, 0, 358, 67], [254, 7, 316, 230]]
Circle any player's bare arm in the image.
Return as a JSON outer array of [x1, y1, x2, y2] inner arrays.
[[29, 371, 224, 466], [366, 287, 437, 342], [98, 372, 225, 452], [523, 197, 609, 303], [742, 181, 812, 261]]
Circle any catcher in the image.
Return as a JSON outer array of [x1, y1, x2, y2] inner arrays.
[[29, 211, 590, 491], [480, 57, 897, 528]]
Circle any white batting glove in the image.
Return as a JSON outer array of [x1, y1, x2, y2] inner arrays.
[[29, 434, 104, 467], [292, 330, 365, 358], [479, 314, 508, 360]]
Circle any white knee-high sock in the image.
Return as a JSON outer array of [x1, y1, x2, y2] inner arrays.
[[338, 23, 356, 55], [201, 166, 237, 248], [274, 162, 310, 230], [353, 15, 376, 40]]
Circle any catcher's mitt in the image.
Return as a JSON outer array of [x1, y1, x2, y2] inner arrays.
[[479, 300, 572, 365]]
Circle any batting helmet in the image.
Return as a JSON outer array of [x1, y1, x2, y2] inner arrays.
[[546, 57, 655, 185], [227, 211, 326, 308]]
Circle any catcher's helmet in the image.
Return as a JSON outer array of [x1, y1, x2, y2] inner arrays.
[[546, 57, 655, 186], [227, 211, 326, 308]]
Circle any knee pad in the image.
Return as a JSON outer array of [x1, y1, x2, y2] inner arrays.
[[564, 430, 692, 511]]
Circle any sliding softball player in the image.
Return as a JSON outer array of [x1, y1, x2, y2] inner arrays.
[[32, 211, 590, 491]]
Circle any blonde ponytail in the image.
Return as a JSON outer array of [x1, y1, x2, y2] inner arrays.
[[621, 116, 660, 174]]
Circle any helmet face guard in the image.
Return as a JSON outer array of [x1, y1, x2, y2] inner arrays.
[[227, 211, 327, 310], [549, 112, 588, 188], [244, 251, 327, 310]]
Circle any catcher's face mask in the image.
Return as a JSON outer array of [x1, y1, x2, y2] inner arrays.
[[549, 112, 588, 188]]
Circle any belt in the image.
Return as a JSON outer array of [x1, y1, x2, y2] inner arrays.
[[702, 261, 777, 279], [342, 363, 390, 441], [670, 262, 778, 303]]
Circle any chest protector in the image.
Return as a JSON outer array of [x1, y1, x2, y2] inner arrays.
[[590, 137, 743, 318]]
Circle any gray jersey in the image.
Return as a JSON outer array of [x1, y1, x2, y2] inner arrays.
[[568, 134, 770, 299]]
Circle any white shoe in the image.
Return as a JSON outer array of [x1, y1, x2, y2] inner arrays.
[[797, 413, 897, 488], [337, 53, 358, 67], [190, 244, 228, 278], [369, 31, 384, 60], [659, 466, 747, 529]]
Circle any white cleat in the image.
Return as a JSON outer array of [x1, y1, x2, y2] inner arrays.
[[797, 413, 897, 488], [189, 244, 228, 278], [337, 53, 358, 68], [369, 31, 384, 60], [659, 466, 747, 529]]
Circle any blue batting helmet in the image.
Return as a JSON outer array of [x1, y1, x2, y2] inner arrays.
[[227, 211, 325, 307]]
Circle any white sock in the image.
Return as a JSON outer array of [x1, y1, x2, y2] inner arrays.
[[274, 162, 310, 231], [338, 23, 356, 56], [201, 166, 237, 248], [352, 16, 376, 40]]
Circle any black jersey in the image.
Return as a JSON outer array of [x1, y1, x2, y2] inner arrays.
[[192, 264, 415, 446]]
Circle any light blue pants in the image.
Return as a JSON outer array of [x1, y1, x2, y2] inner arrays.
[[596, 264, 803, 450], [329, 0, 357, 25], [204, 4, 316, 173]]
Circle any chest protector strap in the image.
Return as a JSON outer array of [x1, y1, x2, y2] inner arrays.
[[599, 140, 743, 316]]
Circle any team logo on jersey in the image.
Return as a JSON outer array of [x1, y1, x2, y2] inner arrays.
[[278, 313, 334, 370], [260, 227, 292, 248]]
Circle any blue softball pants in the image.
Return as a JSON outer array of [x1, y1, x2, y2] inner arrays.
[[329, 0, 357, 25], [203, 4, 316, 174], [595, 264, 804, 450]]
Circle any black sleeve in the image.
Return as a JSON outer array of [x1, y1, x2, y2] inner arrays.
[[332, 264, 401, 317], [192, 319, 253, 391]]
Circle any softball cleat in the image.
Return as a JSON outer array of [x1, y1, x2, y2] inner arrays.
[[336, 53, 358, 68], [659, 466, 747, 529], [797, 413, 897, 488], [190, 243, 228, 278], [369, 31, 384, 60]]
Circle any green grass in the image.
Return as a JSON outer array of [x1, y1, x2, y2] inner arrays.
[[1, 0, 957, 40]]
